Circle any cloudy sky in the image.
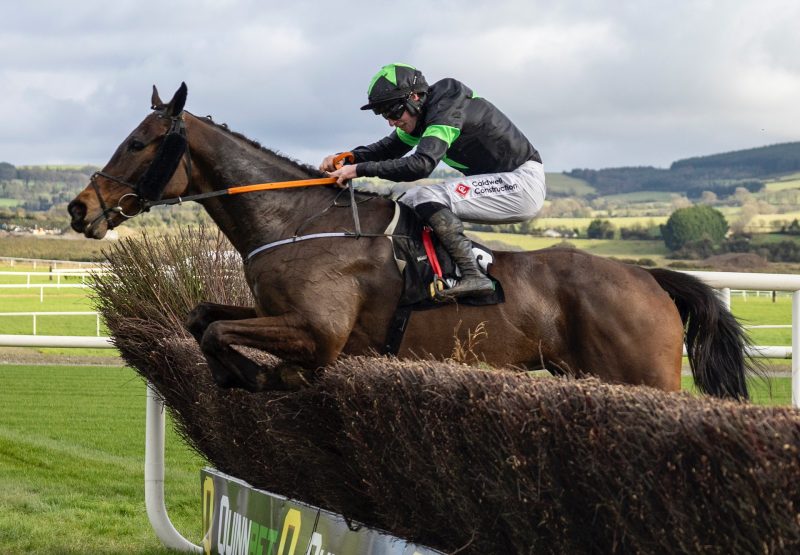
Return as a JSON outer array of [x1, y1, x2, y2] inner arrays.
[[1, 0, 799, 172]]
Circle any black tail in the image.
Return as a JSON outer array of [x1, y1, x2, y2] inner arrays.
[[648, 268, 754, 400]]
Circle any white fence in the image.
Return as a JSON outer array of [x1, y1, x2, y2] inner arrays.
[[0, 256, 104, 270], [685, 271, 800, 406], [0, 311, 102, 336], [0, 269, 108, 302], [0, 269, 107, 285]]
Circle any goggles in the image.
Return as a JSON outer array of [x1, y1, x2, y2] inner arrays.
[[373, 100, 407, 120]]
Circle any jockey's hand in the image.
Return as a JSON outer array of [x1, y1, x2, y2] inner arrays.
[[319, 154, 340, 173], [326, 164, 358, 188]]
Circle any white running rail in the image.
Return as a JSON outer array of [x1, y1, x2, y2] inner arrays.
[[685, 271, 800, 407], [0, 311, 102, 336]]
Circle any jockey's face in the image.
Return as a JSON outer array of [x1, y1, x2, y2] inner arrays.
[[386, 93, 420, 134]]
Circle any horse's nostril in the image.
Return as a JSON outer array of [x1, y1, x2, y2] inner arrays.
[[68, 200, 86, 220], [67, 200, 87, 232]]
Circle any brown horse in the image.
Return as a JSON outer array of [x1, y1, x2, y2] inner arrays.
[[68, 83, 755, 398]]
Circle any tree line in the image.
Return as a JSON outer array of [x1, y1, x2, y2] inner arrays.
[[566, 142, 800, 196]]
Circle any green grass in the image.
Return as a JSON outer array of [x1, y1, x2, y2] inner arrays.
[[600, 191, 676, 203], [545, 173, 596, 196], [0, 236, 107, 262], [533, 215, 669, 232], [0, 269, 115, 359], [682, 375, 792, 405], [0, 288, 106, 336], [0, 198, 22, 207], [764, 175, 800, 191], [471, 231, 670, 260], [0, 365, 204, 554], [730, 294, 792, 345]]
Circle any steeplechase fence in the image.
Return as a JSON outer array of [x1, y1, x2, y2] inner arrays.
[[2, 268, 800, 552]]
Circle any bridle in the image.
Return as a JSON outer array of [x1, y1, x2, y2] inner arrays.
[[86, 111, 191, 231], [84, 112, 402, 259]]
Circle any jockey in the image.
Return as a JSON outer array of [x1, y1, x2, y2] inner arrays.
[[321, 63, 546, 299]]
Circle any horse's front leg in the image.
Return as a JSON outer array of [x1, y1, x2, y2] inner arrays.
[[199, 313, 348, 392], [185, 302, 257, 344]]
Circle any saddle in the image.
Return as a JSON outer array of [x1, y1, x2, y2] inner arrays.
[[382, 202, 504, 354]]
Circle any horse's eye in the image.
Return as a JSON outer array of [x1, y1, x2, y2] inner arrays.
[[128, 139, 146, 152]]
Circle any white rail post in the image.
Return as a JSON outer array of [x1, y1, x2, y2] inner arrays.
[[793, 291, 800, 408], [145, 384, 203, 553], [32, 314, 37, 335]]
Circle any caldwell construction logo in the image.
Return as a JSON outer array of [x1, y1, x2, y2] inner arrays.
[[471, 177, 519, 197], [454, 182, 471, 198]]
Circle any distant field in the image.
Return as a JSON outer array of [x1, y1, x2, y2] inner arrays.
[[534, 215, 669, 232], [0, 198, 21, 207], [15, 164, 91, 171], [473, 231, 670, 260], [750, 211, 800, 228], [545, 173, 596, 196], [764, 173, 800, 191], [601, 191, 675, 203], [764, 179, 800, 191], [0, 235, 108, 261]]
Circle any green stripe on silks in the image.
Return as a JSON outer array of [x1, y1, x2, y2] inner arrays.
[[396, 129, 420, 147], [442, 156, 468, 170], [421, 124, 461, 147], [396, 128, 469, 171]]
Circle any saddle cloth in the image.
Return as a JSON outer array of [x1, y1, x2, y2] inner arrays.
[[382, 202, 505, 354]]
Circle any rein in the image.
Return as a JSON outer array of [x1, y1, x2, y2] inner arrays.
[[92, 117, 399, 255], [144, 174, 344, 208]]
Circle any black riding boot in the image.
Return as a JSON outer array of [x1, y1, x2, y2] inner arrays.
[[427, 208, 494, 299]]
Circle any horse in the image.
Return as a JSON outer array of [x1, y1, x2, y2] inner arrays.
[[67, 83, 756, 399]]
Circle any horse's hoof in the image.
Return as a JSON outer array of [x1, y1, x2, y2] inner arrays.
[[278, 364, 314, 391]]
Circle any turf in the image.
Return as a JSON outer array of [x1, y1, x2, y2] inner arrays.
[[0, 365, 204, 554]]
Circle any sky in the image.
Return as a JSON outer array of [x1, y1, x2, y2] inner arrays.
[[1, 0, 799, 173]]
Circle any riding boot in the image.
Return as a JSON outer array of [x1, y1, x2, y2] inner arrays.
[[426, 208, 494, 299]]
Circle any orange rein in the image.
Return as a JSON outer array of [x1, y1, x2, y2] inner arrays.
[[142, 152, 356, 211], [227, 152, 355, 195]]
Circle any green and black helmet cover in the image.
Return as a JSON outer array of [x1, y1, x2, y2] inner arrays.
[[360, 63, 429, 111]]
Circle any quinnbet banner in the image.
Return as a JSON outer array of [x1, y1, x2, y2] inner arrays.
[[201, 468, 443, 555]]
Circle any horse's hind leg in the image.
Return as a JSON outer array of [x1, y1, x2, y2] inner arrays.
[[185, 302, 256, 343]]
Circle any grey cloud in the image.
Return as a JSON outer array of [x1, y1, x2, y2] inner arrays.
[[0, 0, 798, 171]]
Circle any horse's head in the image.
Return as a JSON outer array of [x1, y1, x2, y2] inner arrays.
[[68, 83, 192, 238]]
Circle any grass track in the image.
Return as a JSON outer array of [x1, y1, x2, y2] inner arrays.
[[0, 365, 203, 554]]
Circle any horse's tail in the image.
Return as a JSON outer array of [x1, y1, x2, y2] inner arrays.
[[648, 268, 753, 400]]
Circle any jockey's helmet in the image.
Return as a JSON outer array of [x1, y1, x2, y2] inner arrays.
[[360, 63, 429, 117]]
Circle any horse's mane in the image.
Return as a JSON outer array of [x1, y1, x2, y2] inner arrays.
[[188, 111, 393, 200], [190, 111, 325, 178]]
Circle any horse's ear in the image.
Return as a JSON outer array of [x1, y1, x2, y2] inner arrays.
[[164, 82, 188, 117], [151, 85, 164, 110]]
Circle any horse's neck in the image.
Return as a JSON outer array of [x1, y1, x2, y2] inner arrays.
[[185, 116, 336, 255]]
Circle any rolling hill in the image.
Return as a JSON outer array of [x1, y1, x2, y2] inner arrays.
[[559, 142, 800, 198]]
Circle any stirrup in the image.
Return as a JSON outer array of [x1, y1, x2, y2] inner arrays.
[[430, 275, 447, 299]]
